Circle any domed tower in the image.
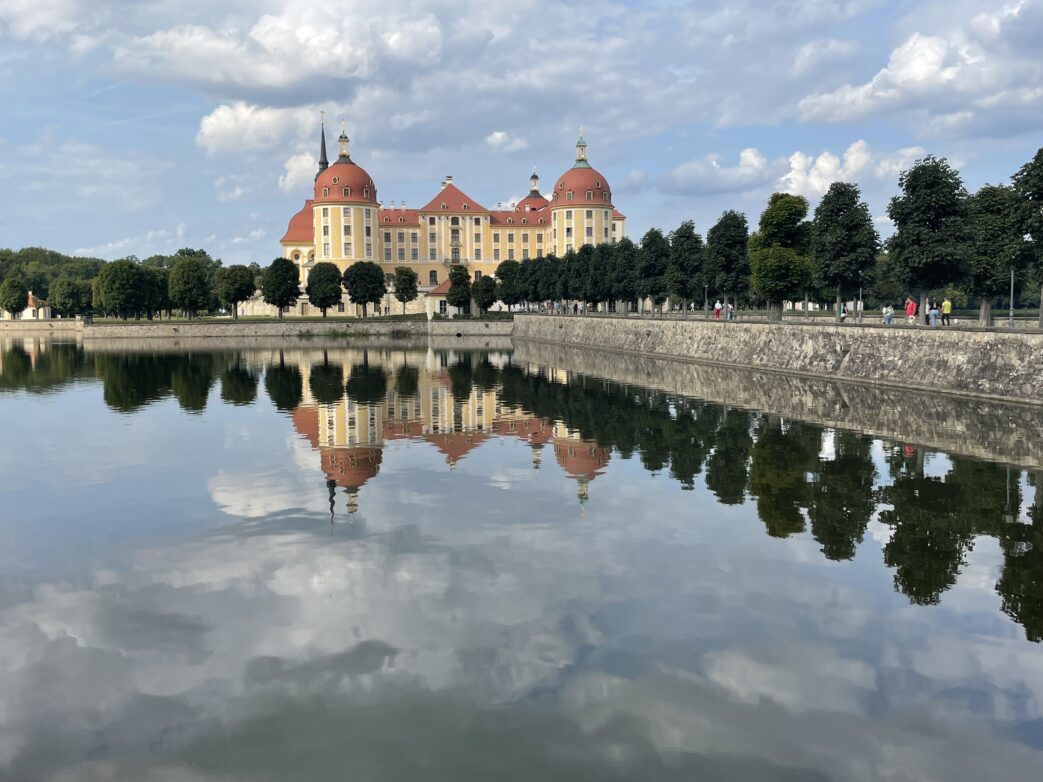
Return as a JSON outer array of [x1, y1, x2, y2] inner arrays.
[[548, 130, 616, 256], [304, 122, 379, 280]]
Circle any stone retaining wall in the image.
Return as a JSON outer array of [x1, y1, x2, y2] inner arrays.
[[513, 340, 1043, 469], [514, 314, 1043, 405], [0, 319, 82, 334], [83, 318, 512, 340]]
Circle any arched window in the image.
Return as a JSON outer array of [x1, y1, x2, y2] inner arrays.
[[363, 187, 370, 198], [566, 191, 573, 201], [521, 219, 527, 224], [451, 216, 459, 225], [586, 190, 593, 200], [595, 181, 601, 188], [343, 187, 350, 197], [474, 270, 482, 281], [292, 252, 300, 260], [429, 271, 438, 285], [322, 187, 329, 197]]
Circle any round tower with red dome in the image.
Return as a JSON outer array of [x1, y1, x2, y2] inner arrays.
[[548, 131, 622, 256]]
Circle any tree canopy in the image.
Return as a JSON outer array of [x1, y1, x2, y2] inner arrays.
[[472, 275, 497, 313], [446, 264, 471, 310], [168, 256, 212, 318], [260, 258, 300, 319], [392, 266, 419, 314], [811, 182, 879, 318], [749, 193, 812, 319], [0, 274, 29, 318], [342, 261, 386, 316], [665, 220, 704, 308], [305, 262, 344, 317], [217, 265, 257, 319], [704, 210, 750, 305]]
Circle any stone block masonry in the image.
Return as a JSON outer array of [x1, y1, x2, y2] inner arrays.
[[513, 314, 1043, 405], [82, 319, 513, 340]]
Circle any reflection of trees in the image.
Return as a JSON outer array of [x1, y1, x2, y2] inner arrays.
[[96, 354, 176, 413], [220, 360, 259, 406], [345, 362, 387, 406], [808, 432, 876, 561], [878, 452, 974, 606], [394, 364, 419, 399], [996, 470, 1041, 641], [170, 354, 217, 413], [0, 342, 91, 394], [748, 419, 820, 538], [309, 361, 345, 407], [264, 357, 303, 412], [705, 409, 753, 505], [447, 357, 474, 402]]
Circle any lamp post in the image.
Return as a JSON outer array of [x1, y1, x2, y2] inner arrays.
[[1009, 266, 1015, 329], [857, 271, 863, 324]]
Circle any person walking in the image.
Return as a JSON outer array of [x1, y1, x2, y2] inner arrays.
[[905, 297, 917, 324], [882, 304, 894, 325], [941, 296, 952, 326], [714, 299, 723, 320], [929, 300, 940, 327]]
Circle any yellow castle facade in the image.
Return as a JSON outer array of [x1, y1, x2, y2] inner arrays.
[[276, 125, 626, 314]]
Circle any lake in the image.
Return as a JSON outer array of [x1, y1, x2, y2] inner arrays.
[[1, 337, 1041, 781]]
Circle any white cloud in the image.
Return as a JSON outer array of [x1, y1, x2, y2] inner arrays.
[[279, 152, 318, 193], [779, 140, 872, 198], [793, 38, 858, 74], [0, 0, 81, 39], [485, 131, 530, 153], [663, 148, 784, 196], [197, 102, 321, 155]]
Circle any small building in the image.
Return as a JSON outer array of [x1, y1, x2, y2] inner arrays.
[[1, 291, 52, 320]]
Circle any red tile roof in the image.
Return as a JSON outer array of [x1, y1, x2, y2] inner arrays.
[[426, 278, 452, 296], [281, 200, 313, 244], [378, 208, 420, 226], [418, 182, 488, 213]]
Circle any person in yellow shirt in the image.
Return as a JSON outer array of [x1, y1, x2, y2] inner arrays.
[[941, 297, 953, 326]]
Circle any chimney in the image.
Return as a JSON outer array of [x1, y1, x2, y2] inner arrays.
[[441, 175, 453, 189]]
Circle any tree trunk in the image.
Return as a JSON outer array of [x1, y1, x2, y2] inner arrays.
[[402, 301, 406, 316], [278, 308, 283, 320], [1039, 281, 1043, 330], [919, 292, 928, 326], [835, 287, 842, 323], [768, 301, 783, 322], [233, 304, 238, 320], [703, 290, 709, 320], [322, 308, 327, 318], [979, 299, 993, 327]]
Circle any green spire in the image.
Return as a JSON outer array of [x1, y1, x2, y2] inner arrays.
[[574, 126, 590, 168]]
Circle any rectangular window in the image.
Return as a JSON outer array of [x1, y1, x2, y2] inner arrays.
[[586, 226, 593, 237], [343, 224, 352, 236], [586, 210, 593, 219], [322, 207, 329, 217], [337, 301, 345, 312], [493, 248, 500, 261], [384, 231, 391, 243], [411, 247, 418, 260], [474, 270, 482, 280], [474, 232, 481, 243], [508, 249, 515, 260], [439, 300, 447, 314], [474, 248, 482, 260], [322, 225, 329, 236], [397, 231, 405, 243], [474, 216, 481, 226], [493, 233, 500, 243], [411, 232, 418, 243], [566, 210, 573, 220], [323, 242, 330, 256], [522, 234, 529, 244], [343, 242, 352, 255], [428, 231, 436, 243], [566, 227, 573, 237], [604, 211, 609, 220], [384, 247, 392, 261], [365, 242, 372, 257], [603, 227, 609, 239], [522, 249, 529, 260], [507, 233, 514, 243], [343, 207, 351, 218], [536, 234, 542, 243], [398, 248, 405, 260], [429, 216, 436, 225], [364, 208, 371, 218], [429, 248, 437, 260], [365, 226, 372, 237]]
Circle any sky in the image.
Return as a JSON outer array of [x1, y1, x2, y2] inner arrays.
[[0, 0, 1041, 264]]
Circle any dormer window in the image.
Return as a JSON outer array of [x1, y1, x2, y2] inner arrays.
[[586, 190, 593, 200], [322, 187, 330, 197], [462, 204, 469, 210], [441, 203, 447, 210], [603, 191, 610, 202], [507, 218, 513, 224], [363, 187, 370, 198], [384, 217, 390, 223], [595, 181, 601, 188], [343, 187, 350, 197], [521, 219, 527, 224], [332, 176, 339, 184], [558, 182, 564, 189], [566, 191, 573, 201], [398, 217, 404, 223]]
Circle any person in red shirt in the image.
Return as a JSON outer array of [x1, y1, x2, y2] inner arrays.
[[904, 297, 917, 324]]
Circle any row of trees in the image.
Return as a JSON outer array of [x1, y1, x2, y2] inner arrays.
[[479, 148, 1042, 326]]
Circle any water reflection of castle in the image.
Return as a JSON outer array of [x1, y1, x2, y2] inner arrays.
[[284, 349, 609, 511]]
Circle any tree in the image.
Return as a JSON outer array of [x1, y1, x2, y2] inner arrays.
[[705, 210, 750, 317], [217, 265, 257, 319], [637, 228, 670, 313], [141, 266, 170, 319], [264, 355, 302, 411], [95, 259, 144, 319], [446, 264, 471, 311], [305, 262, 343, 318], [609, 238, 639, 310], [886, 156, 971, 318], [342, 261, 386, 317], [495, 260, 523, 309], [473, 275, 497, 314], [665, 220, 704, 316], [750, 193, 812, 321], [47, 277, 91, 318], [168, 256, 212, 318], [0, 274, 28, 319], [261, 258, 300, 320], [392, 266, 419, 315], [1011, 147, 1043, 329], [968, 185, 1032, 325], [811, 182, 880, 322]]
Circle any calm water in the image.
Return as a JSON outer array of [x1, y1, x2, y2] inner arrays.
[[1, 338, 1042, 781]]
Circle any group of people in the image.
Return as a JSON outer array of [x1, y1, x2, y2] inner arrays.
[[713, 300, 735, 320], [884, 297, 953, 326]]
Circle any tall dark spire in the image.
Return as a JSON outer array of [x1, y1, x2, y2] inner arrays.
[[317, 112, 329, 179]]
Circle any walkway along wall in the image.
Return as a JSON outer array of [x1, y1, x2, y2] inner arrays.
[[512, 314, 1043, 406]]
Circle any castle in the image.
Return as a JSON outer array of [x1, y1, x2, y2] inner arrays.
[[276, 123, 625, 315]]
